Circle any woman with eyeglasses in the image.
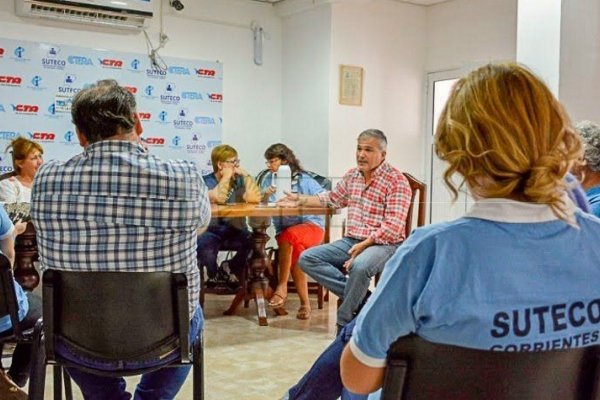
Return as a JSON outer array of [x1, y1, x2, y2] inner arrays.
[[0, 137, 44, 204], [196, 144, 261, 288], [261, 143, 326, 319]]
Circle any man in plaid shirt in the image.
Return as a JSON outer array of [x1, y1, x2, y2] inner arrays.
[[283, 129, 412, 329], [30, 80, 210, 400]]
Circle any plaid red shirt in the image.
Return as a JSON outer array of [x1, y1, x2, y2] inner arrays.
[[318, 162, 412, 244]]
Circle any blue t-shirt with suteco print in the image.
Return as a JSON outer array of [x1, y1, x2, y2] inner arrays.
[[349, 197, 600, 400]]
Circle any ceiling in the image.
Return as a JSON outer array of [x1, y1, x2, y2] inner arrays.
[[249, 0, 452, 5]]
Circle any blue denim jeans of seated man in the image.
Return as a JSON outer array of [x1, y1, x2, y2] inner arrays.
[[299, 237, 398, 326], [60, 307, 203, 400], [197, 224, 251, 279], [286, 318, 368, 400]]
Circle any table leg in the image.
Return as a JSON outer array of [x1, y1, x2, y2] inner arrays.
[[223, 217, 271, 325]]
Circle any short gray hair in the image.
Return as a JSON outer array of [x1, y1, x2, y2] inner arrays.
[[576, 120, 600, 173], [357, 129, 387, 151]]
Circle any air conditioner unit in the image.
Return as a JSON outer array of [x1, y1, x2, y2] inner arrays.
[[15, 0, 154, 30]]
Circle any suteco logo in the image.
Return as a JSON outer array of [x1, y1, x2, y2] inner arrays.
[[137, 112, 151, 121], [124, 86, 138, 94], [12, 104, 39, 114], [195, 69, 216, 78], [208, 93, 223, 102], [68, 56, 93, 66], [31, 132, 55, 141], [146, 69, 167, 79], [41, 48, 66, 70], [0, 76, 22, 86], [145, 137, 165, 146]]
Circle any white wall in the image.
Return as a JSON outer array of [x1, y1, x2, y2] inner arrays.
[[0, 0, 282, 175], [329, 1, 427, 181], [426, 0, 517, 72], [280, 4, 332, 176], [559, 0, 600, 123]]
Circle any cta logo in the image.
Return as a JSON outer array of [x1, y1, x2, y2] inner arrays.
[[145, 137, 165, 146], [98, 58, 123, 68], [68, 56, 93, 66], [0, 76, 22, 86], [0, 48, 4, 57], [207, 93, 223, 102], [194, 116, 215, 125], [195, 68, 216, 78], [0, 131, 18, 140], [30, 132, 55, 141], [181, 92, 203, 101], [146, 69, 167, 79], [123, 86, 138, 94], [11, 104, 39, 114], [137, 112, 151, 121], [168, 66, 190, 75]]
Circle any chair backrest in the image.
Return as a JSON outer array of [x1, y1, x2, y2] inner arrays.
[[0, 171, 16, 182], [0, 253, 23, 338], [43, 270, 190, 363], [401, 173, 426, 238], [382, 335, 600, 400]]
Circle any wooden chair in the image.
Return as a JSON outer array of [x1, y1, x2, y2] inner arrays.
[[28, 270, 204, 400], [381, 334, 600, 400]]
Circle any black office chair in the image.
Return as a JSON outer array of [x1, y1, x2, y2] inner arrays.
[[28, 270, 204, 400], [381, 334, 600, 400]]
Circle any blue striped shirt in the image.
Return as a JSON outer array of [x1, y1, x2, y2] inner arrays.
[[31, 140, 211, 317]]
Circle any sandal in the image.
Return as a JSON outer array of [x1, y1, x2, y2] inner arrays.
[[296, 305, 311, 320], [269, 293, 287, 308]]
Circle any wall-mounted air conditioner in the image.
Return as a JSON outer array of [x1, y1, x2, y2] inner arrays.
[[15, 0, 154, 30]]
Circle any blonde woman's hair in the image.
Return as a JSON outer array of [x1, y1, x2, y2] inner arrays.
[[434, 62, 583, 222], [6, 137, 44, 174], [210, 144, 238, 173]]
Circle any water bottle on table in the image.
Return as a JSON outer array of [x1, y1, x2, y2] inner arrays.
[[273, 164, 291, 202]]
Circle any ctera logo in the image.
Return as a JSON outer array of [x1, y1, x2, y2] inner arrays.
[[31, 132, 55, 141], [208, 93, 223, 102], [68, 56, 93, 66], [137, 112, 151, 121], [0, 131, 18, 140], [123, 86, 138, 94], [98, 58, 123, 68], [168, 66, 190, 75], [12, 104, 39, 114], [0, 76, 22, 86], [145, 137, 165, 146], [31, 75, 42, 87], [0, 105, 4, 112], [195, 116, 215, 125], [195, 69, 216, 78], [13, 46, 25, 58], [181, 92, 203, 101]]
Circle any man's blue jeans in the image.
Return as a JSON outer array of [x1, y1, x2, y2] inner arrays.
[[287, 318, 367, 400], [299, 237, 398, 326], [62, 307, 203, 400]]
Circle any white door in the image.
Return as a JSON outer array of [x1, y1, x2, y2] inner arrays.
[[424, 70, 473, 224]]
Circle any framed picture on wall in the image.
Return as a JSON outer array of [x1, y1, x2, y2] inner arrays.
[[339, 65, 364, 106]]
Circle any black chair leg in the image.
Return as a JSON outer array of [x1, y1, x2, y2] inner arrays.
[[63, 368, 73, 400], [193, 333, 203, 400], [53, 365, 63, 400], [28, 320, 47, 400]]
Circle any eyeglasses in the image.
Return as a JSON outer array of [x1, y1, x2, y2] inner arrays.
[[265, 158, 281, 166], [223, 159, 240, 165]]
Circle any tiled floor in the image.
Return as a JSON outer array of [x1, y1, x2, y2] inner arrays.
[[37, 293, 338, 399]]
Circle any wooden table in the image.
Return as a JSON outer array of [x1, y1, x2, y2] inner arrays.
[[210, 203, 334, 326]]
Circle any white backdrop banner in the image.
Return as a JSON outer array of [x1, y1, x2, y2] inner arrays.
[[0, 37, 222, 176]]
